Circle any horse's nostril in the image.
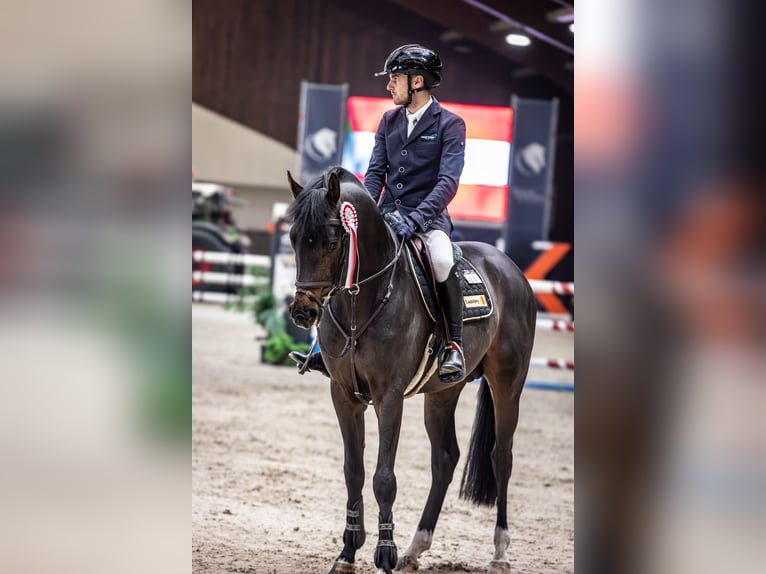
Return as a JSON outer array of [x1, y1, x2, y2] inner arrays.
[[289, 304, 318, 328]]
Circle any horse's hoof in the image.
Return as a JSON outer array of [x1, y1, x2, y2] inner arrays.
[[327, 560, 356, 574], [396, 555, 418, 571], [486, 559, 512, 574]]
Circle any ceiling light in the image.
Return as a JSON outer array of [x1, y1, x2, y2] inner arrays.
[[547, 6, 575, 24], [569, 23, 574, 33], [505, 33, 531, 47], [440, 30, 463, 42]]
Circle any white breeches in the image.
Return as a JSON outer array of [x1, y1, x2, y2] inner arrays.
[[425, 229, 455, 282]]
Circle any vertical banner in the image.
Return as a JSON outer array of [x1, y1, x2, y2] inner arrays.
[[503, 96, 559, 250], [297, 82, 348, 184]]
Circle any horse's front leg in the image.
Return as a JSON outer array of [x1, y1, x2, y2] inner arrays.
[[372, 394, 404, 574], [328, 381, 367, 574]]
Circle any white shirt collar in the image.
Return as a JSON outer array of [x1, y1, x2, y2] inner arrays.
[[406, 96, 433, 124]]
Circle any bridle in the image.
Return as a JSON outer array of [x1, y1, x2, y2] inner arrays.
[[293, 204, 404, 403], [294, 214, 403, 310], [293, 218, 348, 308]]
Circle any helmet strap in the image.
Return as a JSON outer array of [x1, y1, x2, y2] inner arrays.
[[405, 74, 428, 108]]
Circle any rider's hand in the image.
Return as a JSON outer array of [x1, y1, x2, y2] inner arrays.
[[392, 216, 416, 240]]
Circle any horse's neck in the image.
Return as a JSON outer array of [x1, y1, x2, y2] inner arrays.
[[356, 213, 396, 279]]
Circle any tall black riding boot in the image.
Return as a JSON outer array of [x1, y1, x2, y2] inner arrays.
[[436, 267, 465, 382], [288, 351, 330, 377]]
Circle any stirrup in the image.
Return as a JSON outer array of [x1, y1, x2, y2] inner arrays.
[[288, 351, 312, 374], [439, 342, 465, 382], [289, 350, 330, 377]]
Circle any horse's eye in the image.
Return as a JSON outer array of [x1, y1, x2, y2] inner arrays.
[[307, 237, 314, 245], [326, 230, 340, 250]]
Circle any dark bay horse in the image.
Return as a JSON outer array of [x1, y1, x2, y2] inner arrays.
[[286, 167, 536, 574]]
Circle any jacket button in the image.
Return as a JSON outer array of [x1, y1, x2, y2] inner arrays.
[[398, 167, 405, 173], [396, 183, 403, 189], [426, 219, 432, 227], [394, 199, 401, 205], [401, 150, 407, 156]]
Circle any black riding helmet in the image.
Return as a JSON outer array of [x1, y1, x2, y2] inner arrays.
[[374, 44, 442, 89], [375, 44, 442, 107]]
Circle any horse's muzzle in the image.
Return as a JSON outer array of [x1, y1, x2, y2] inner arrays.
[[289, 292, 320, 328]]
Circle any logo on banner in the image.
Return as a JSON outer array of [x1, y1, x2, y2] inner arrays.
[[513, 142, 547, 178], [304, 127, 338, 162]]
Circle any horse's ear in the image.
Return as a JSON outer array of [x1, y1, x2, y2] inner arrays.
[[326, 171, 340, 205], [287, 171, 303, 198]]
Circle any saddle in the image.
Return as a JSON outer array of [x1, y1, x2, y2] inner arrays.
[[397, 234, 494, 398], [404, 236, 494, 324]]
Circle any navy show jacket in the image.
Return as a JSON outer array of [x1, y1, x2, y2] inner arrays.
[[363, 98, 466, 235]]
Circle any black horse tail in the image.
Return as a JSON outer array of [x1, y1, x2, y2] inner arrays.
[[459, 377, 497, 506]]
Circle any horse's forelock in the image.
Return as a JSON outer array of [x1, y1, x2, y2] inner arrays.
[[286, 169, 376, 238], [286, 184, 335, 239]]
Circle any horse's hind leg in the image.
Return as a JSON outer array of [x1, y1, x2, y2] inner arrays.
[[484, 366, 524, 574], [328, 382, 368, 574], [397, 385, 463, 572]]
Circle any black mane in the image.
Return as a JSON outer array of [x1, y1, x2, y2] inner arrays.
[[286, 172, 336, 239], [286, 167, 367, 239]]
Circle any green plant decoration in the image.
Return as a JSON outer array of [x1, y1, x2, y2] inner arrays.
[[253, 291, 310, 365]]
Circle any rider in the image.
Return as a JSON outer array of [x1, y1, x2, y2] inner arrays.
[[290, 44, 467, 382]]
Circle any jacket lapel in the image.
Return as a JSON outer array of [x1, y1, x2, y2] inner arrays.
[[405, 100, 441, 145]]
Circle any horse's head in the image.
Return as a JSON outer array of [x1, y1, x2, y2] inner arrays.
[[285, 169, 348, 328]]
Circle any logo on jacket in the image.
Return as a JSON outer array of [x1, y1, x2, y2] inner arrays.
[[420, 133, 437, 141]]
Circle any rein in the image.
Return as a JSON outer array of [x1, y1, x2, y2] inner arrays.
[[324, 229, 402, 404], [296, 210, 403, 404]]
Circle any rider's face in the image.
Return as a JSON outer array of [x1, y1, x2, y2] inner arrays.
[[386, 73, 408, 105]]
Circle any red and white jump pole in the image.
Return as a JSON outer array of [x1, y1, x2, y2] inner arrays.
[[535, 318, 574, 332], [530, 357, 575, 370]]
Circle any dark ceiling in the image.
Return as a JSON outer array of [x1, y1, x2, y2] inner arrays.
[[385, 0, 573, 94]]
